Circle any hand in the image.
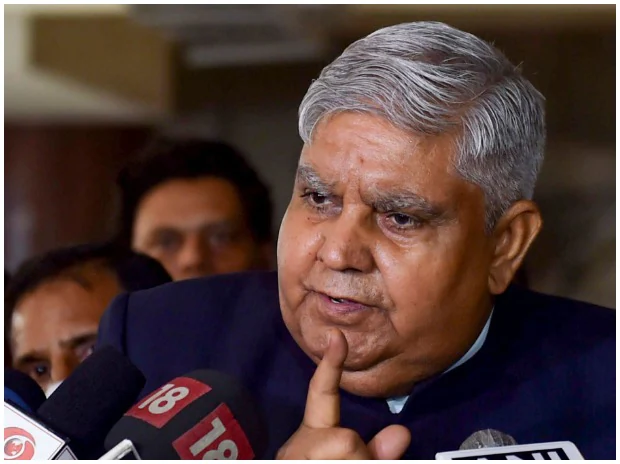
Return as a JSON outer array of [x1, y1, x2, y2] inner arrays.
[[276, 328, 411, 459]]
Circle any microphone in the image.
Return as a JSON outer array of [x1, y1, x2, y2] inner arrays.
[[35, 345, 146, 459], [103, 370, 267, 459], [459, 429, 517, 449], [4, 371, 74, 460], [4, 368, 46, 412], [4, 402, 76, 460], [435, 429, 584, 460]]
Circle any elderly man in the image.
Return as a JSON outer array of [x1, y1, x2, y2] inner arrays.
[[97, 22, 614, 459]]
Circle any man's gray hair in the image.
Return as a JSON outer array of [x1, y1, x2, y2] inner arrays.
[[298, 21, 546, 230]]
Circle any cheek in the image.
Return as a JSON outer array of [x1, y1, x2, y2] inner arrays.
[[374, 233, 485, 321], [277, 208, 321, 274], [377, 247, 448, 329], [146, 252, 176, 273]]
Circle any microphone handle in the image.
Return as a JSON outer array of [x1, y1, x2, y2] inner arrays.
[[98, 439, 141, 460]]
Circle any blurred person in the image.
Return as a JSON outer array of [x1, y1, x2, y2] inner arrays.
[[6, 242, 171, 395], [98, 22, 614, 459], [115, 138, 274, 281], [5, 270, 12, 368]]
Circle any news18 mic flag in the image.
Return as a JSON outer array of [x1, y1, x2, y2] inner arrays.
[[104, 370, 266, 459]]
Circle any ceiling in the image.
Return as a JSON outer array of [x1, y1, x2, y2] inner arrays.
[[4, 4, 615, 121], [5, 5, 155, 121]]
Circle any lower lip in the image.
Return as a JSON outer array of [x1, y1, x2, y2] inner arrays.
[[317, 292, 371, 315]]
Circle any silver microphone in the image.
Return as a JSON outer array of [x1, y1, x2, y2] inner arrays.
[[436, 429, 583, 459], [459, 428, 518, 450]]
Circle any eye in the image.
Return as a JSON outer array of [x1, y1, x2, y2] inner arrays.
[[77, 343, 95, 362], [307, 192, 328, 205], [27, 363, 50, 381], [301, 191, 330, 207], [153, 231, 182, 252], [385, 213, 421, 230], [392, 214, 413, 225], [208, 230, 236, 247]]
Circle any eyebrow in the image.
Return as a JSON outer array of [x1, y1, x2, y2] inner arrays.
[[14, 332, 98, 367], [14, 352, 47, 369], [58, 332, 98, 351], [295, 163, 451, 222], [295, 164, 336, 193], [148, 220, 240, 237], [366, 187, 447, 220]]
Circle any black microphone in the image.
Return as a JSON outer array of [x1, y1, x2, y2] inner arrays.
[[435, 429, 584, 460], [36, 345, 146, 459], [104, 370, 267, 459], [4, 368, 46, 412]]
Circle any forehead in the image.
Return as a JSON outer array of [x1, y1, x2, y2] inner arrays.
[[11, 276, 118, 352], [134, 177, 245, 230], [301, 112, 471, 201]]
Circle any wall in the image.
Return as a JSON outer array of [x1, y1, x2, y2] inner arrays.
[[4, 124, 151, 270]]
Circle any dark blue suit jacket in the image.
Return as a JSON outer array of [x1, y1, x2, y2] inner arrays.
[[97, 271, 615, 459]]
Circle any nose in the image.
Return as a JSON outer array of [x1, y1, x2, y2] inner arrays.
[[317, 208, 374, 273], [175, 234, 213, 279], [50, 352, 78, 384]]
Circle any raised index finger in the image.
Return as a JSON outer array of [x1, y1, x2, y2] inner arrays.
[[303, 328, 348, 429]]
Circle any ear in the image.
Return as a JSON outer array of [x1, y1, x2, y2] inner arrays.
[[488, 200, 542, 295]]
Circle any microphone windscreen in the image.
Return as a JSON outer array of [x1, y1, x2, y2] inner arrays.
[[459, 429, 518, 450], [36, 345, 145, 458], [4, 368, 46, 411], [105, 369, 267, 459]]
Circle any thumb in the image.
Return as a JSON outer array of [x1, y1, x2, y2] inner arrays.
[[368, 424, 411, 460]]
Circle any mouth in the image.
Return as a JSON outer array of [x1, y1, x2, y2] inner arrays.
[[317, 292, 374, 315]]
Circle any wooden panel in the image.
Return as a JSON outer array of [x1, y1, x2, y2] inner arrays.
[[31, 14, 176, 111], [4, 124, 152, 271]]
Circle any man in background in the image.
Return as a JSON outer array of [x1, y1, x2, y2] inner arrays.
[[6, 242, 171, 395], [115, 138, 274, 281]]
